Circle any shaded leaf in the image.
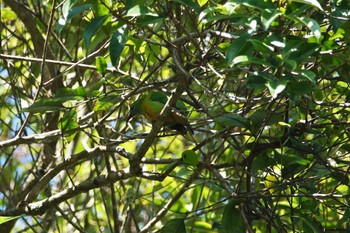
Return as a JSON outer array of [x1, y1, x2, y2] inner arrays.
[[222, 200, 245, 233], [261, 8, 281, 30], [55, 87, 87, 102], [252, 152, 276, 172], [21, 99, 65, 113], [226, 33, 250, 64], [297, 69, 316, 83], [294, 213, 323, 233], [84, 15, 109, 50], [249, 109, 283, 133], [66, 4, 92, 21], [137, 15, 165, 26], [235, 0, 276, 10], [182, 150, 199, 166], [287, 80, 314, 98], [249, 39, 274, 54], [172, 0, 201, 13], [110, 27, 129, 66], [214, 113, 250, 128], [160, 218, 187, 233]]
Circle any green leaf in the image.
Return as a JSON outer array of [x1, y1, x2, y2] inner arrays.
[[62, 0, 74, 20], [92, 0, 110, 17], [338, 208, 350, 227], [160, 218, 187, 233], [266, 78, 287, 98], [0, 215, 24, 225], [66, 4, 92, 21], [222, 200, 245, 233], [233, 0, 276, 10], [1, 7, 17, 20], [58, 110, 78, 131], [197, 0, 208, 7], [84, 15, 109, 50], [126, 5, 158, 17], [110, 27, 129, 66], [226, 33, 250, 64], [55, 87, 87, 102], [252, 152, 276, 172], [249, 39, 274, 54], [122, 189, 136, 214], [285, 15, 322, 43], [247, 73, 269, 89], [137, 15, 165, 26], [58, 110, 78, 142], [294, 213, 323, 233], [249, 109, 283, 133], [291, 0, 323, 11], [21, 99, 65, 113], [300, 17, 322, 43], [172, 0, 201, 13], [182, 150, 199, 166], [232, 55, 268, 66], [261, 9, 281, 30], [282, 153, 310, 166], [94, 95, 119, 112], [214, 113, 250, 128], [287, 80, 314, 98], [95, 56, 107, 75], [296, 69, 316, 83]]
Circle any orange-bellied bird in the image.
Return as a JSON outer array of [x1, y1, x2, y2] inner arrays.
[[127, 92, 193, 134]]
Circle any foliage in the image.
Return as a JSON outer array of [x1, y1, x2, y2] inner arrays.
[[1, 0, 350, 232]]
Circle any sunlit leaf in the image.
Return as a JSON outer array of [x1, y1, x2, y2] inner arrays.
[[300, 17, 321, 42], [0, 215, 24, 225], [58, 110, 78, 142], [126, 5, 158, 17], [96, 56, 107, 75], [291, 0, 323, 11], [266, 78, 287, 98], [197, 0, 208, 7], [94, 95, 119, 112]]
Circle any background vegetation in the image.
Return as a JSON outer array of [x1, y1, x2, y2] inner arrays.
[[1, 0, 350, 232]]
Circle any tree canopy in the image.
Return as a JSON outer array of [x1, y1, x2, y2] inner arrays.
[[1, 0, 350, 232]]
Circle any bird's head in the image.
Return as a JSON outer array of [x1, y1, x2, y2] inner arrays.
[[126, 97, 145, 122]]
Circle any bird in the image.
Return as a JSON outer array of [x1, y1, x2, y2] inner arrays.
[[127, 92, 193, 134]]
